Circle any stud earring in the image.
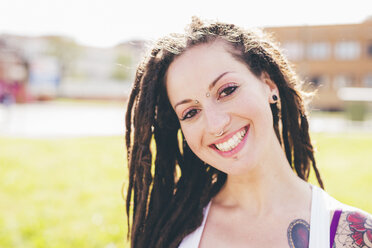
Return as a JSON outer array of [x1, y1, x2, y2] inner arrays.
[[272, 94, 278, 102], [206, 92, 210, 97]]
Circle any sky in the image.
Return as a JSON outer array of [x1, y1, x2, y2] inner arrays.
[[0, 0, 371, 48]]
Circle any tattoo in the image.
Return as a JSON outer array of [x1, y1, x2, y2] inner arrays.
[[287, 219, 310, 248], [346, 211, 372, 247], [333, 211, 372, 248]]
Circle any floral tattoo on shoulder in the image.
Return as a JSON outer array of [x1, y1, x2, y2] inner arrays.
[[346, 212, 372, 247], [334, 211, 372, 248]]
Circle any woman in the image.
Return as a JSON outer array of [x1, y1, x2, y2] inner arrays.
[[125, 17, 372, 248]]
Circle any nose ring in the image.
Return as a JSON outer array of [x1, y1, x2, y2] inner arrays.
[[215, 130, 224, 137]]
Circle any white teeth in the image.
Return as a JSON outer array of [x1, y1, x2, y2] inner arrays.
[[215, 128, 247, 152]]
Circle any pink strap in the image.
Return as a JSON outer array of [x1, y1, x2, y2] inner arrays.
[[330, 210, 342, 248]]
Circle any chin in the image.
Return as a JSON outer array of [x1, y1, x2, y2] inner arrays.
[[212, 157, 260, 176]]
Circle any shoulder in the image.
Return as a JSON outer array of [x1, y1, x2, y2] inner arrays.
[[332, 208, 372, 248]]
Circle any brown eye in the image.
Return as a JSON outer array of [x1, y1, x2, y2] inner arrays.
[[218, 84, 238, 99], [181, 109, 200, 121]]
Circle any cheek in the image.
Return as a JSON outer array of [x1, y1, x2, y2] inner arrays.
[[239, 96, 266, 116], [181, 125, 199, 149], [238, 97, 274, 130], [181, 125, 206, 157]]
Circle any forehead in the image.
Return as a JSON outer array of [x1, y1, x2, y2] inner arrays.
[[165, 41, 247, 103]]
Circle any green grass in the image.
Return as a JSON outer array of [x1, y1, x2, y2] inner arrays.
[[0, 137, 129, 248], [0, 133, 371, 247], [310, 132, 372, 213]]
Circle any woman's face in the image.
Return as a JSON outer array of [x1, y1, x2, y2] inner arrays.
[[166, 40, 279, 175]]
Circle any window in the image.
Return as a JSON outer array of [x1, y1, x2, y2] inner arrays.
[[333, 75, 356, 88], [282, 42, 304, 61], [309, 75, 329, 88], [364, 74, 372, 87], [367, 42, 372, 57], [307, 42, 331, 60], [334, 41, 360, 60]]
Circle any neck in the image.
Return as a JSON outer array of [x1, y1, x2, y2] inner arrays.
[[213, 138, 311, 216]]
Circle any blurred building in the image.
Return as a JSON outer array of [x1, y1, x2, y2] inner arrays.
[[3, 18, 372, 108], [0, 34, 62, 101], [0, 38, 29, 103], [58, 40, 142, 99], [0, 34, 142, 101], [265, 17, 372, 110]]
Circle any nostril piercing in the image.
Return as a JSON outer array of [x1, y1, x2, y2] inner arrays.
[[215, 130, 224, 137]]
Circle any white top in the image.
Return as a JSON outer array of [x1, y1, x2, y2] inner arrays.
[[179, 185, 351, 248]]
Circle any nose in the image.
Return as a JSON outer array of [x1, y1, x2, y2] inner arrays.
[[204, 105, 230, 136]]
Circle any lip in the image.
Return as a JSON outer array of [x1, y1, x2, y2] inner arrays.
[[209, 125, 250, 158]]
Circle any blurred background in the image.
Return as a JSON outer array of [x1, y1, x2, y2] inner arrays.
[[0, 0, 371, 247]]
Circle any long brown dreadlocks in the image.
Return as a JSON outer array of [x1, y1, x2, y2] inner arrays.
[[125, 17, 324, 248]]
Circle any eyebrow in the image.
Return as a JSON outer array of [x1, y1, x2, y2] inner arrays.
[[174, 71, 231, 110]]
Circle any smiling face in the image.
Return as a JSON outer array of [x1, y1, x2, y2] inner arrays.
[[166, 40, 280, 175]]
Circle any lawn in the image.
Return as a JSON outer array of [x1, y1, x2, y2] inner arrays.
[[0, 137, 129, 248], [310, 132, 372, 212], [0, 133, 371, 247]]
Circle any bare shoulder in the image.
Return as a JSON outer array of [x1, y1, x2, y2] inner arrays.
[[332, 209, 372, 248]]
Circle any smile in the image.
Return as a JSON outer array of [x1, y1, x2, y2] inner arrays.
[[210, 125, 249, 157], [215, 128, 246, 151]]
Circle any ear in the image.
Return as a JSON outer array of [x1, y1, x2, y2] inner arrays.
[[260, 72, 279, 104]]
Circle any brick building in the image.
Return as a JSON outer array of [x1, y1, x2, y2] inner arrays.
[[264, 17, 372, 110]]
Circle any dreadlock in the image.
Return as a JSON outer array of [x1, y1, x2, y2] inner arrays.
[[125, 17, 323, 248]]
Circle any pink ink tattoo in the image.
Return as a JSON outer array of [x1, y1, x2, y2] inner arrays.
[[347, 212, 372, 247], [287, 219, 310, 248]]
